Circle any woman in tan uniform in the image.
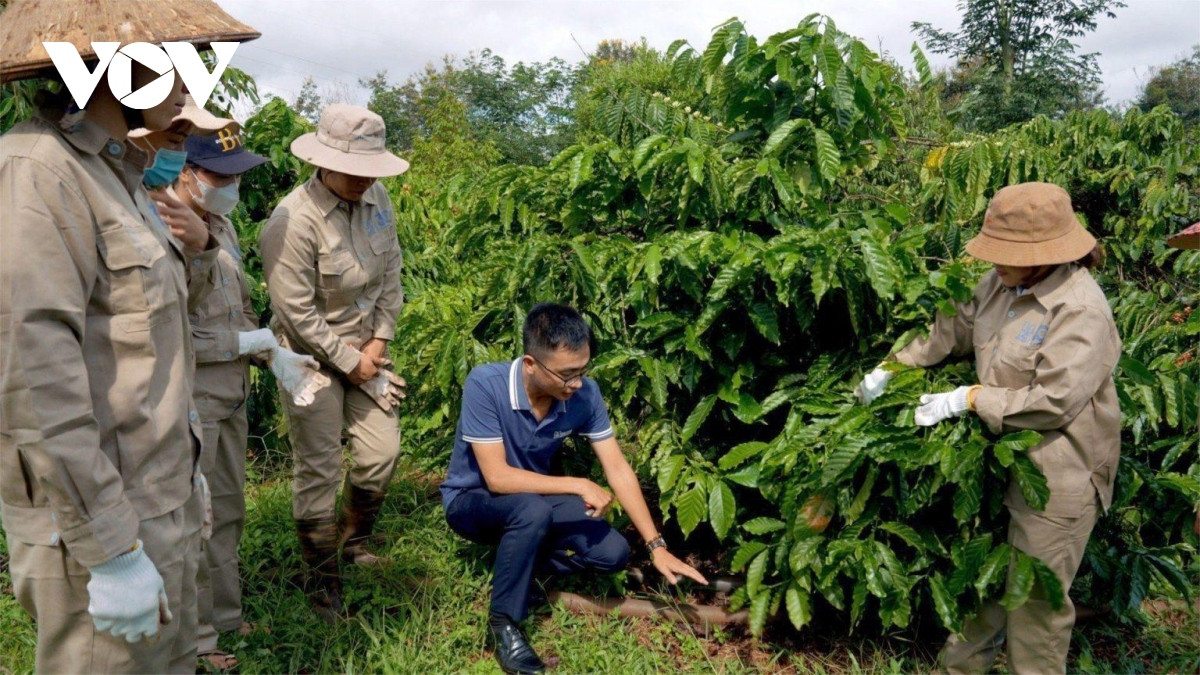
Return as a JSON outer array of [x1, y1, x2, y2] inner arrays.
[[170, 129, 329, 668], [131, 105, 329, 666], [0, 1, 259, 672], [1164, 222, 1199, 538], [259, 104, 408, 621], [856, 182, 1121, 674]]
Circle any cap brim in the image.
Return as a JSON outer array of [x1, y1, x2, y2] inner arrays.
[[965, 223, 1097, 266], [290, 133, 409, 178], [191, 150, 268, 176]]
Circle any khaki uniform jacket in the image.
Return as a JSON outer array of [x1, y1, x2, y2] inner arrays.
[[0, 116, 205, 567], [259, 177, 402, 373], [183, 199, 258, 421], [895, 264, 1121, 516]]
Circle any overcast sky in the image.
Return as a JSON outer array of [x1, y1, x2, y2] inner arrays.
[[219, 0, 1200, 117]]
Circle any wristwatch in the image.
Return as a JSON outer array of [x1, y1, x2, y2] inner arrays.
[[646, 536, 667, 553]]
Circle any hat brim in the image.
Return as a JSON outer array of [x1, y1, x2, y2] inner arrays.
[[965, 222, 1097, 266], [290, 133, 409, 178], [175, 95, 237, 134], [128, 117, 237, 142], [1167, 223, 1200, 250], [190, 150, 268, 176], [0, 0, 261, 84]]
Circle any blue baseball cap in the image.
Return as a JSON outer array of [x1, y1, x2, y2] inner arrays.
[[185, 129, 267, 176]]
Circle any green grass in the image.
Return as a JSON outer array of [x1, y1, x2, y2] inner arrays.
[[2, 468, 1196, 674]]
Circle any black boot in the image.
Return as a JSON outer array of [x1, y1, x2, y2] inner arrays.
[[338, 482, 389, 566], [296, 516, 344, 623], [486, 612, 546, 674]]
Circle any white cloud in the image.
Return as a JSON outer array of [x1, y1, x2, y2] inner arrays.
[[218, 0, 1200, 119]]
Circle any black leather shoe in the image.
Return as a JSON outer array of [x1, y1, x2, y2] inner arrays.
[[486, 613, 546, 674]]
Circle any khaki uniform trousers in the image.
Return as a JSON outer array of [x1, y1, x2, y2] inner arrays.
[[285, 370, 400, 520], [8, 489, 203, 674], [940, 497, 1100, 675], [196, 410, 249, 652]]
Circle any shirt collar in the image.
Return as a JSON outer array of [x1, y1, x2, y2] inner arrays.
[[59, 119, 120, 157], [508, 358, 529, 410], [1018, 264, 1078, 307], [305, 174, 380, 214], [361, 183, 380, 206], [508, 358, 569, 415], [305, 174, 343, 215]]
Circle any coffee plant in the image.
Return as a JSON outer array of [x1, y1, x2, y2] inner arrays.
[[388, 17, 1198, 635]]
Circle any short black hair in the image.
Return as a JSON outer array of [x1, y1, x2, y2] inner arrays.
[[523, 303, 596, 358]]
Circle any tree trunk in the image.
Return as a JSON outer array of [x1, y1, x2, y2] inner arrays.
[[999, 0, 1015, 101]]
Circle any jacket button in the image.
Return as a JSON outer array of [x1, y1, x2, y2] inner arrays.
[[225, 351, 233, 359], [189, 411, 199, 422], [49, 532, 60, 546], [1007, 311, 1016, 318]]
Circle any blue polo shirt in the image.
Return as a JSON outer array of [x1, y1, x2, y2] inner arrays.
[[439, 359, 615, 509]]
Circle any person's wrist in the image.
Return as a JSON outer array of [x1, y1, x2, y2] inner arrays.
[[966, 384, 982, 411], [646, 535, 667, 554], [571, 477, 589, 496]]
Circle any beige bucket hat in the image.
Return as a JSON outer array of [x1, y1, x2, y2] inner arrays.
[[290, 104, 409, 178], [1166, 222, 1199, 250], [0, 0, 260, 83], [128, 94, 236, 140], [965, 182, 1097, 267]]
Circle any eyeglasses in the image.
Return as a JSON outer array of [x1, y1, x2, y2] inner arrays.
[[530, 354, 588, 387]]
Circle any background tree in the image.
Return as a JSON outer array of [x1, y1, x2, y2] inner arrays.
[[590, 38, 645, 66], [293, 76, 322, 123], [913, 0, 1123, 131], [1138, 45, 1200, 127], [361, 50, 577, 165]]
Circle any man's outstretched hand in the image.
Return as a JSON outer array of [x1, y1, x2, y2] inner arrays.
[[651, 547, 709, 586]]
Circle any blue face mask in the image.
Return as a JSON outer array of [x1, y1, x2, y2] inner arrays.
[[143, 148, 187, 188]]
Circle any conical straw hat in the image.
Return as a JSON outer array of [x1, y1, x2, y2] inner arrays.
[[0, 0, 261, 83]]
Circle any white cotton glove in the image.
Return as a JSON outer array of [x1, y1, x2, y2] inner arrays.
[[855, 365, 893, 404], [269, 347, 331, 406], [86, 540, 171, 643], [914, 386, 973, 426], [237, 328, 279, 357], [360, 368, 407, 412], [194, 471, 213, 541]]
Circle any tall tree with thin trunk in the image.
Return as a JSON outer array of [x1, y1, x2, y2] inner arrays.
[[913, 0, 1123, 131]]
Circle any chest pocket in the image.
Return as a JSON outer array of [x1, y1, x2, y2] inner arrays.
[[368, 231, 395, 256], [317, 249, 357, 294], [95, 222, 171, 329], [992, 321, 1046, 387]]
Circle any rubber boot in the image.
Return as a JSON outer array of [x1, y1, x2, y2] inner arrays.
[[295, 516, 343, 623], [338, 482, 388, 566]]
